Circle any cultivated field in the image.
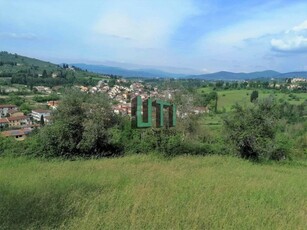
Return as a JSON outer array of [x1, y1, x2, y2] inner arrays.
[[1, 155, 306, 229]]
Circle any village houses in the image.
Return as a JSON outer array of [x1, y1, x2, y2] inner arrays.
[[0, 104, 17, 118]]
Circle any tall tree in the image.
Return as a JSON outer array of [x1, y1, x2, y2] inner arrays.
[[42, 70, 48, 78], [250, 90, 259, 102], [38, 89, 119, 157], [40, 115, 45, 126]]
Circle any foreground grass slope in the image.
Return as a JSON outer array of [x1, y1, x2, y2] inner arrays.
[[1, 155, 306, 229]]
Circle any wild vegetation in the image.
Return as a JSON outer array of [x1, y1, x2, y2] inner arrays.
[[1, 86, 305, 162], [1, 155, 306, 229]]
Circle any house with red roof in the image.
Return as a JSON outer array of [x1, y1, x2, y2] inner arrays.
[[0, 118, 9, 129], [7, 115, 30, 127], [1, 128, 32, 140]]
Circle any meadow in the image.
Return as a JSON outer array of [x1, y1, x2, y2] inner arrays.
[[1, 155, 306, 229], [198, 87, 307, 111]]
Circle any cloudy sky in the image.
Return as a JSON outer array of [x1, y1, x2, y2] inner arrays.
[[1, 0, 307, 73]]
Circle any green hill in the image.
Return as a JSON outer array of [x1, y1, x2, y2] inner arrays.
[[0, 51, 105, 87], [0, 51, 62, 75]]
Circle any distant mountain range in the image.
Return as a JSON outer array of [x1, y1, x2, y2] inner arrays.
[[1, 51, 306, 81], [72, 63, 186, 78], [72, 63, 307, 81], [188, 70, 282, 81]]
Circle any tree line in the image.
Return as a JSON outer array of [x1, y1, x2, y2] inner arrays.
[[0, 88, 305, 162]]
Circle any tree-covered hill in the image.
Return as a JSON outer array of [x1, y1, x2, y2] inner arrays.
[[0, 51, 62, 74], [0, 51, 106, 87]]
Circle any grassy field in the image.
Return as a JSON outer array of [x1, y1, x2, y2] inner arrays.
[[198, 87, 307, 111], [1, 155, 306, 229]]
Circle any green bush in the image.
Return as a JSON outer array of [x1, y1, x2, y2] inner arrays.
[[35, 90, 120, 158], [223, 98, 291, 161], [0, 135, 29, 156]]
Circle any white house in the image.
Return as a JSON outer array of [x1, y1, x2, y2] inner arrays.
[[0, 105, 17, 118], [31, 109, 51, 121]]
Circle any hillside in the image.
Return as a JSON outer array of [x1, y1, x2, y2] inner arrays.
[[72, 63, 186, 78], [0, 51, 104, 87], [1, 155, 306, 229], [76, 63, 307, 81], [72, 63, 307, 81], [73, 64, 283, 80], [0, 51, 61, 75], [188, 70, 281, 81], [278, 71, 307, 78], [2, 52, 306, 81]]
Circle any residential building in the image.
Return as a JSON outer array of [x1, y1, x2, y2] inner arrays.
[[0, 118, 9, 129], [0, 104, 17, 118], [1, 128, 32, 141], [7, 115, 29, 127], [34, 86, 52, 93], [8, 109, 24, 117], [112, 103, 131, 115], [47, 100, 59, 110], [31, 109, 51, 121]]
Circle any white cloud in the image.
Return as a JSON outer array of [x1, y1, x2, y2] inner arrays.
[[200, 68, 211, 73], [0, 32, 37, 40], [271, 20, 307, 52], [199, 4, 307, 47], [293, 20, 307, 32], [271, 36, 307, 52], [91, 0, 198, 49], [93, 12, 169, 47]]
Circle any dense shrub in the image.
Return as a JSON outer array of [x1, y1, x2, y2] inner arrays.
[[223, 98, 291, 161], [34, 90, 120, 158], [33, 94, 60, 103], [0, 135, 30, 156]]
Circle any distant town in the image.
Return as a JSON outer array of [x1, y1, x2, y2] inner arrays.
[[1, 71, 306, 140]]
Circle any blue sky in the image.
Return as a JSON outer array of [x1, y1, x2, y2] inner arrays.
[[1, 0, 307, 73]]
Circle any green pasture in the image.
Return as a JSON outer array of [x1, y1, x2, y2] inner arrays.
[[198, 87, 307, 111]]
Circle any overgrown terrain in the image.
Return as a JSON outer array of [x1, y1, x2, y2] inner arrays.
[[0, 155, 306, 229]]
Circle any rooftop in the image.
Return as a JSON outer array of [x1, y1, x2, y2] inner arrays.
[[1, 128, 32, 137], [0, 118, 9, 123], [7, 115, 28, 121], [0, 104, 17, 108], [8, 109, 20, 114], [32, 109, 51, 113]]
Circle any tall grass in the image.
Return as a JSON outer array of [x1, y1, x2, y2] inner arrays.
[[0, 155, 306, 229]]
